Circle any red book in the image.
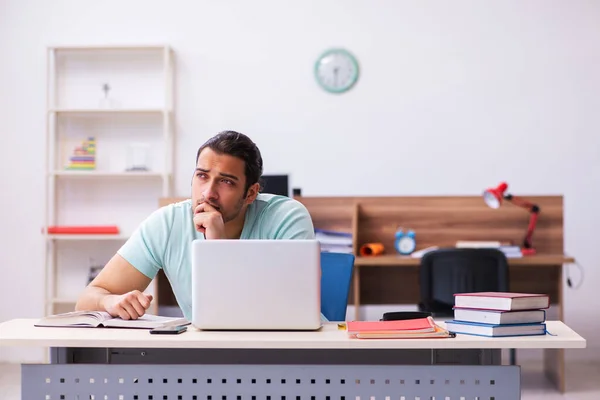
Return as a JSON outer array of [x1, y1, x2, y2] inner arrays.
[[46, 226, 120, 235], [347, 317, 435, 334], [454, 292, 550, 311], [346, 317, 453, 339]]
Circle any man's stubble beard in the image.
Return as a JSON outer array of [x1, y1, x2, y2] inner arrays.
[[221, 194, 247, 224]]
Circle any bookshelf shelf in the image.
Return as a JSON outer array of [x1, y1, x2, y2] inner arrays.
[[50, 45, 169, 52], [50, 108, 167, 114], [51, 171, 166, 178]]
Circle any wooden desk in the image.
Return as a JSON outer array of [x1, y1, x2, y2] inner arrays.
[[295, 194, 575, 392], [293, 196, 572, 316], [0, 319, 586, 399]]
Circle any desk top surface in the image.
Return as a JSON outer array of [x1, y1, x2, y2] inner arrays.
[[0, 319, 585, 350]]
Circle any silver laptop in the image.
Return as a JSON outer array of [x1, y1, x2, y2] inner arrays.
[[191, 239, 322, 330]]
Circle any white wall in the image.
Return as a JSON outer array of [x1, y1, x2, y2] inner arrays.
[[1, 0, 599, 362]]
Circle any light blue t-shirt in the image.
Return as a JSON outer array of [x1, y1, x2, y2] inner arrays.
[[117, 193, 316, 321]]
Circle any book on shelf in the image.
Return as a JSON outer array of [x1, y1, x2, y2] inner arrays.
[[315, 228, 353, 254], [46, 225, 120, 235], [34, 311, 189, 329], [346, 317, 453, 339], [455, 241, 522, 258], [453, 308, 546, 325], [320, 244, 354, 254], [454, 292, 550, 311], [444, 320, 546, 337], [455, 240, 511, 248]]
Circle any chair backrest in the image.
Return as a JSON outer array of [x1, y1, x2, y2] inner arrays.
[[419, 248, 509, 316], [320, 252, 355, 321]]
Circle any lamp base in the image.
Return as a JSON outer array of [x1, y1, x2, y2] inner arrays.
[[521, 248, 536, 256]]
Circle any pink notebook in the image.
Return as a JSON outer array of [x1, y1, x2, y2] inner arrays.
[[347, 317, 435, 334], [454, 292, 550, 311]]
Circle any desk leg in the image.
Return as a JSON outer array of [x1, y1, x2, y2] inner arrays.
[[353, 265, 361, 320], [544, 264, 565, 393]]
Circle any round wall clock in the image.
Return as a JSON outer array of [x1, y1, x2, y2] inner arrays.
[[314, 48, 359, 94]]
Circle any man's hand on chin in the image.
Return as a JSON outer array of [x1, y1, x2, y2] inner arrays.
[[193, 202, 226, 239]]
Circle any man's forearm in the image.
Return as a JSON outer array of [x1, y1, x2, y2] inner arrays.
[[75, 286, 115, 312]]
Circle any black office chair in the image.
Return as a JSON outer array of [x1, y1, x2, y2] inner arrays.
[[418, 247, 515, 364]]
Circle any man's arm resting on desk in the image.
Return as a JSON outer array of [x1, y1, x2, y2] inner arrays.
[[75, 253, 153, 320]]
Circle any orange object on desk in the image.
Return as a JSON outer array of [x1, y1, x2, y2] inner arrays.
[[359, 242, 384, 256]]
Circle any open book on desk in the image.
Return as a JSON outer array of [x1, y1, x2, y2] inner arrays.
[[34, 311, 189, 329]]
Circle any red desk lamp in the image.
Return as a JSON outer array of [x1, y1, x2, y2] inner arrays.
[[483, 182, 540, 256]]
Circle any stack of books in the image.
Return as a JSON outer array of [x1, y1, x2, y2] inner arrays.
[[315, 228, 353, 253], [445, 292, 549, 337], [65, 137, 96, 171], [346, 317, 452, 339]]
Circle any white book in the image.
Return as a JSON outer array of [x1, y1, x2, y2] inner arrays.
[[445, 320, 546, 337], [453, 308, 546, 325], [34, 311, 189, 329], [453, 292, 550, 311], [455, 241, 504, 248]]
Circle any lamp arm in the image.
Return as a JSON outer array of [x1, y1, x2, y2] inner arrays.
[[504, 194, 540, 250]]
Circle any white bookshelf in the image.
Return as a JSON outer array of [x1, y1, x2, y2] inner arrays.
[[43, 45, 175, 316]]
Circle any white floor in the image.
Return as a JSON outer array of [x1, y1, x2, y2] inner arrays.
[[2, 360, 600, 400]]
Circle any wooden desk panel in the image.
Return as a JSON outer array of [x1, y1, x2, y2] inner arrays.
[[353, 196, 564, 254], [349, 263, 562, 305]]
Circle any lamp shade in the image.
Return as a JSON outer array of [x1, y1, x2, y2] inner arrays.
[[483, 182, 508, 209]]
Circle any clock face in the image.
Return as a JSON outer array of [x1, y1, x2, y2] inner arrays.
[[398, 237, 416, 254], [314, 48, 359, 93]]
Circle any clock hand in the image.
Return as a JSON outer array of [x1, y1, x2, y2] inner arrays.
[[333, 67, 339, 87]]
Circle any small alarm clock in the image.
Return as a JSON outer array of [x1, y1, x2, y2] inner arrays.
[[395, 229, 416, 255]]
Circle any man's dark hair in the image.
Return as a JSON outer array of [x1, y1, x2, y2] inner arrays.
[[196, 131, 263, 193]]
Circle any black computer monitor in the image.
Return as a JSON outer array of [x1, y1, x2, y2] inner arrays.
[[260, 174, 289, 197]]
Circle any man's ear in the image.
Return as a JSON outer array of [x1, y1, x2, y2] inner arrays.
[[244, 182, 260, 204]]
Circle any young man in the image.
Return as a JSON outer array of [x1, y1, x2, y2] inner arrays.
[[75, 131, 315, 321]]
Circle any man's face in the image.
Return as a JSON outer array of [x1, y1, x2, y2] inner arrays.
[[192, 148, 256, 223]]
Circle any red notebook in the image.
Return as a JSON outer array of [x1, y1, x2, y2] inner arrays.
[[346, 317, 452, 339], [454, 292, 550, 311], [347, 318, 435, 334]]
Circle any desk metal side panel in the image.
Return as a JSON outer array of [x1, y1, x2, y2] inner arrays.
[[23, 364, 521, 399]]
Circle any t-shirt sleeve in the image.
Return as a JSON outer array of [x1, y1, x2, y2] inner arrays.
[[117, 206, 174, 280], [266, 198, 316, 240]]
